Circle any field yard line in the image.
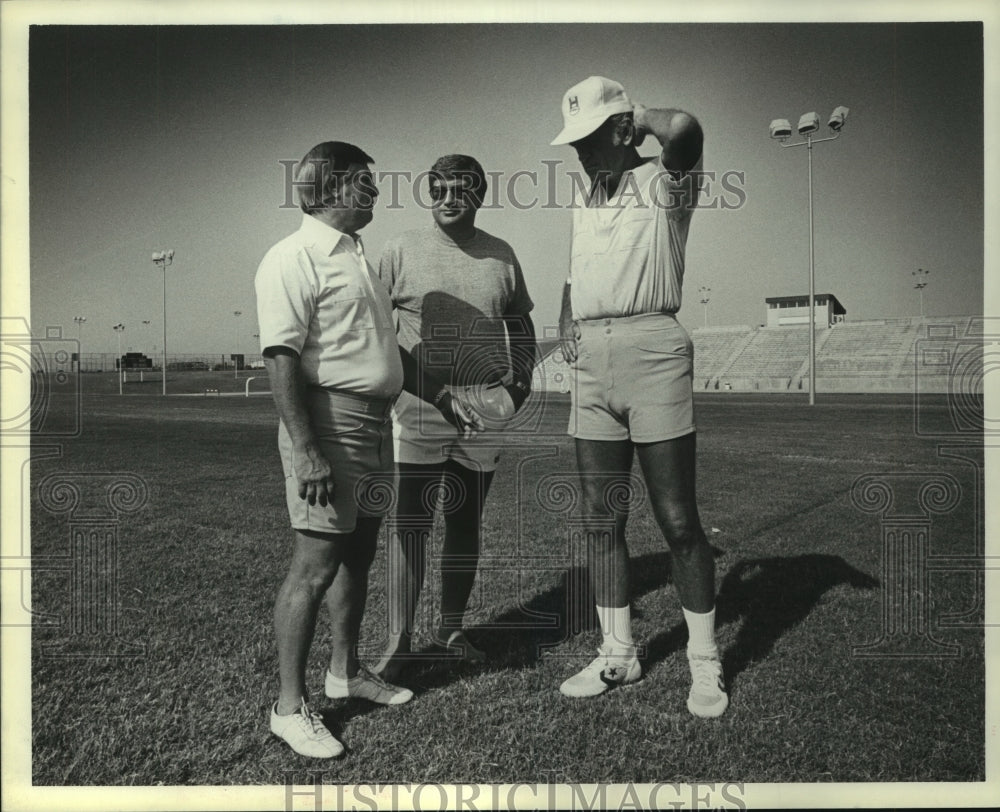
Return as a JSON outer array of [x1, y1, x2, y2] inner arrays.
[[742, 484, 857, 540]]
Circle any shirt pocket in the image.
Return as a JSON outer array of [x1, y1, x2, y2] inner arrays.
[[606, 205, 656, 254], [323, 284, 375, 331]]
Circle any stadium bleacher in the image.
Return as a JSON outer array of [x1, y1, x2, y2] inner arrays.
[[531, 315, 983, 395]]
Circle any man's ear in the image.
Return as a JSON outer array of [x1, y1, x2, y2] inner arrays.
[[615, 114, 636, 146], [322, 176, 342, 207]]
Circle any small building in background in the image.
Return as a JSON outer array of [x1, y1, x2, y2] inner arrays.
[[765, 293, 846, 328]]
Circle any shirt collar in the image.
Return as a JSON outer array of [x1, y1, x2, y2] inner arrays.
[[298, 212, 355, 255]]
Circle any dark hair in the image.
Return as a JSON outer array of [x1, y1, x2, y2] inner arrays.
[[296, 141, 374, 213], [429, 154, 487, 207]]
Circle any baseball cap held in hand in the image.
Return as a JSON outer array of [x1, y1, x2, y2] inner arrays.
[[551, 76, 634, 146]]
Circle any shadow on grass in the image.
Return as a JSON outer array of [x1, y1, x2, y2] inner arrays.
[[715, 554, 879, 678], [384, 551, 878, 699], [380, 548, 699, 693], [642, 553, 880, 685]]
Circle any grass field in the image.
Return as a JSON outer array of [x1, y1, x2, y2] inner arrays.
[[26, 378, 985, 786]]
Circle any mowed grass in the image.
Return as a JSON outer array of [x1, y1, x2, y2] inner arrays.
[[28, 386, 984, 785]]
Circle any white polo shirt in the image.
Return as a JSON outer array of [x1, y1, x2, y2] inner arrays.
[[569, 155, 702, 320], [255, 213, 404, 398]]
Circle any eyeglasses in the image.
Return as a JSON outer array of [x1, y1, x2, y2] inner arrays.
[[429, 181, 477, 202]]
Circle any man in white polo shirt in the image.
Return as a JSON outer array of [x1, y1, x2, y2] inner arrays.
[[551, 77, 728, 718], [255, 141, 479, 758]]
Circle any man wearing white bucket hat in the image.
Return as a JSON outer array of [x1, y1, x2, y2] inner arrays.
[[374, 154, 537, 680], [551, 76, 728, 718]]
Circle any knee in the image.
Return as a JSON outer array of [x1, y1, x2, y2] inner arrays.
[[581, 476, 633, 520], [285, 559, 338, 597], [653, 502, 705, 553]]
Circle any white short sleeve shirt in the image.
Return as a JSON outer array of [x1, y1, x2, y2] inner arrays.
[[569, 155, 702, 320], [255, 214, 404, 397]]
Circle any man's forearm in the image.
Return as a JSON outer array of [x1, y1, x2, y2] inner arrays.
[[506, 314, 538, 387], [634, 106, 703, 173], [559, 281, 573, 328], [263, 349, 315, 448], [399, 346, 446, 404]]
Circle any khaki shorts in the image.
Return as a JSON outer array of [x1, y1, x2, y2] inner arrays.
[[392, 389, 505, 472], [278, 387, 396, 533], [569, 313, 695, 443]]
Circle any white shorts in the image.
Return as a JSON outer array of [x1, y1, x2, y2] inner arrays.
[[392, 388, 509, 472], [571, 313, 695, 443], [278, 388, 395, 533]]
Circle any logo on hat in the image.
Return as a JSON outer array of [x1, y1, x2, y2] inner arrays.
[[568, 95, 579, 115]]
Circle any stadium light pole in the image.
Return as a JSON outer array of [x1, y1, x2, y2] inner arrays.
[[113, 323, 125, 396], [139, 319, 152, 383], [152, 250, 174, 395], [233, 310, 242, 378], [769, 106, 849, 406], [912, 268, 930, 318], [698, 286, 711, 328], [73, 315, 86, 371]]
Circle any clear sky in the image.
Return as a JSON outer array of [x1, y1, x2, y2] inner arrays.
[[9, 4, 994, 358]]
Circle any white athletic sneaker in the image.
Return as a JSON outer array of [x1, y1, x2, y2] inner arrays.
[[686, 652, 729, 718], [559, 646, 641, 698], [269, 700, 344, 758], [325, 667, 413, 705]]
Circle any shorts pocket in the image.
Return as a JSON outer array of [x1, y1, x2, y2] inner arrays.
[[632, 327, 692, 357], [315, 419, 366, 439]]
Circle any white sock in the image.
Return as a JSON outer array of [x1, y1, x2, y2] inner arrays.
[[683, 607, 718, 657], [596, 604, 634, 655]]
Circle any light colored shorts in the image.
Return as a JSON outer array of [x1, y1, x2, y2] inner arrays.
[[570, 312, 695, 443], [278, 387, 396, 533], [392, 388, 506, 472]]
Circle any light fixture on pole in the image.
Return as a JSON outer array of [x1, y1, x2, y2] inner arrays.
[[151, 250, 174, 395], [769, 105, 849, 405], [912, 268, 930, 318], [233, 310, 242, 378], [113, 323, 125, 396], [73, 316, 87, 372], [698, 286, 711, 328]]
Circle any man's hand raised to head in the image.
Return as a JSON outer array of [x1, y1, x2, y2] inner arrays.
[[630, 103, 648, 148]]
